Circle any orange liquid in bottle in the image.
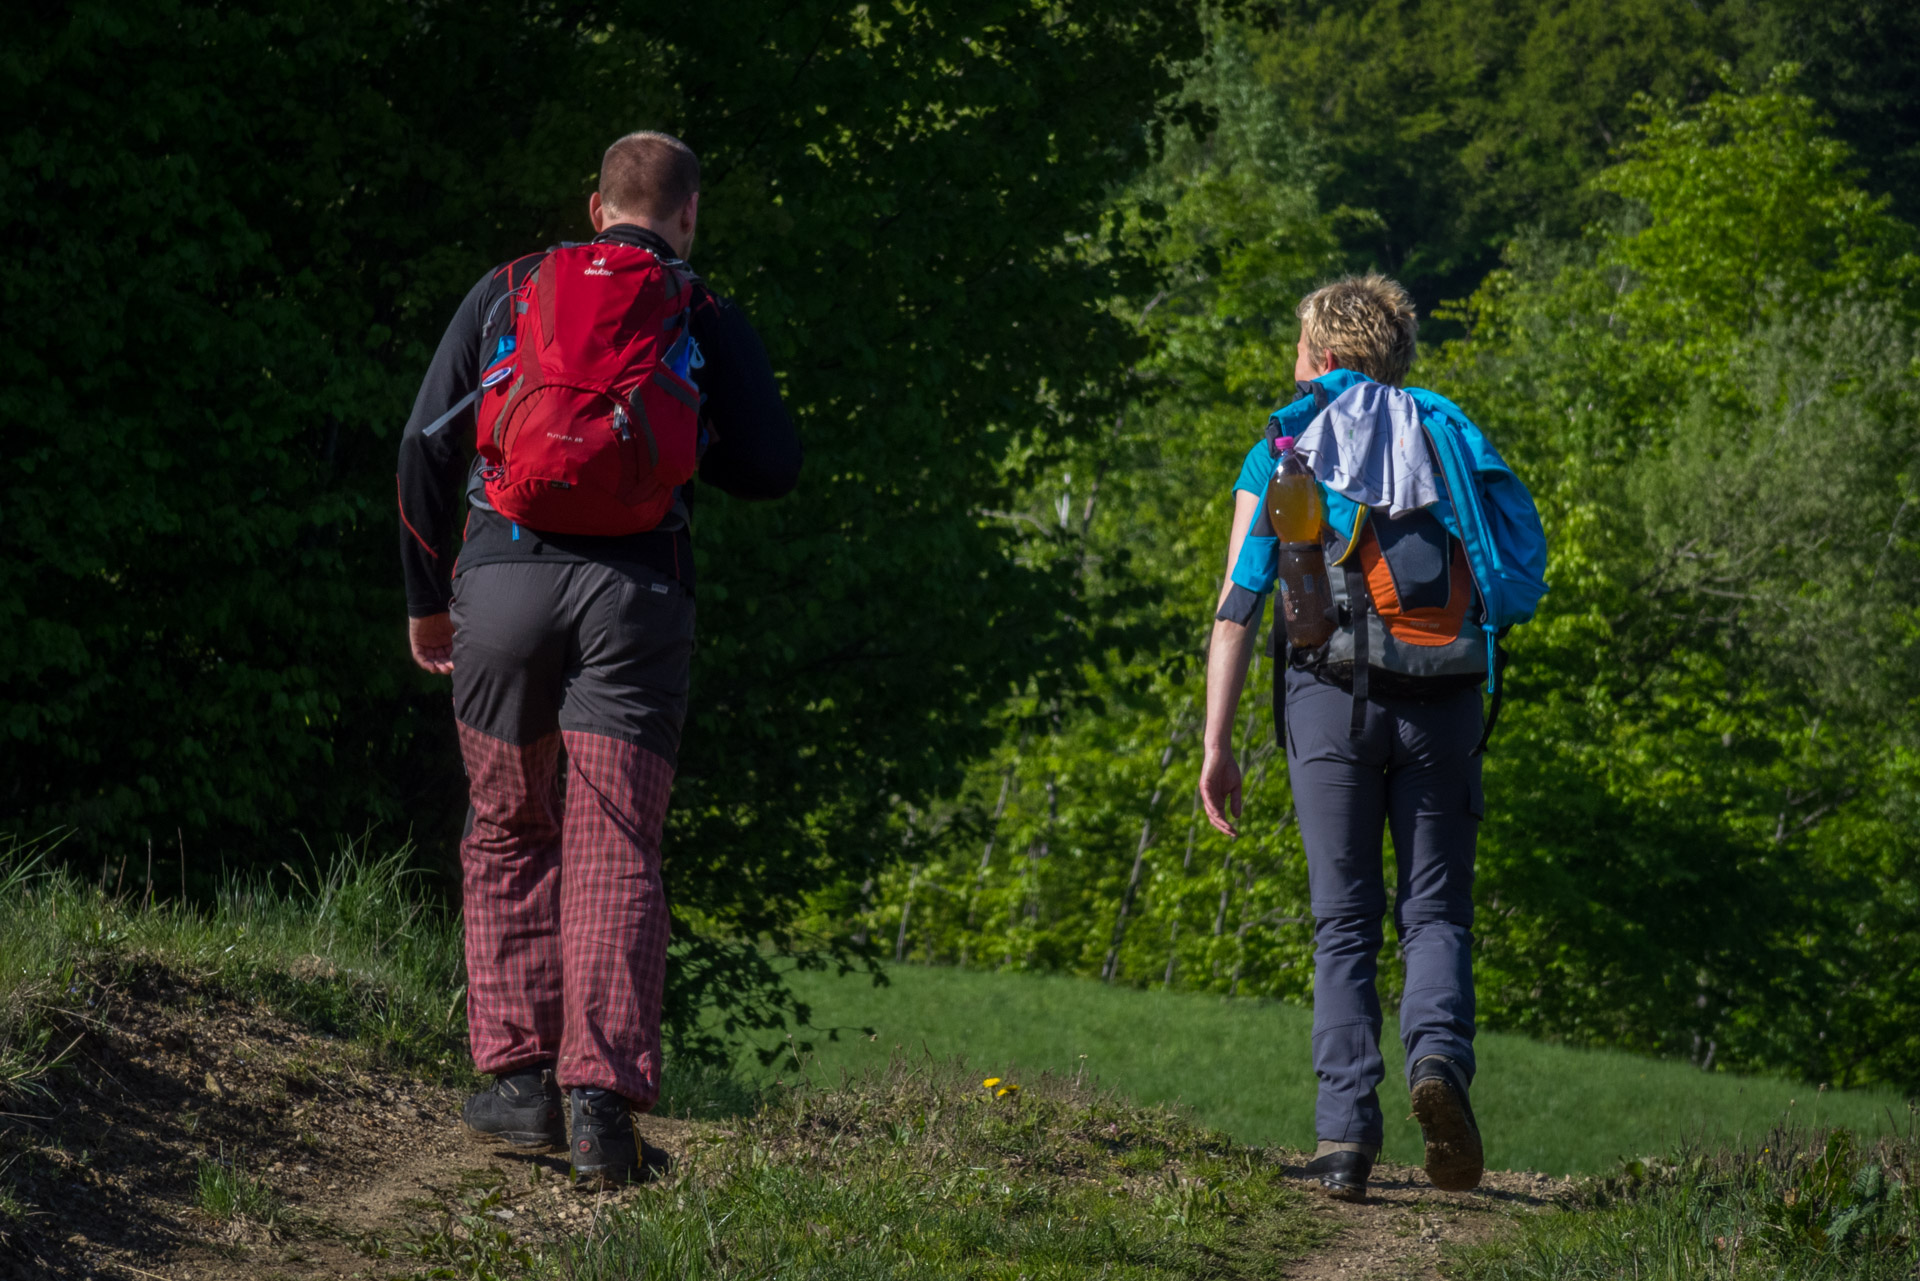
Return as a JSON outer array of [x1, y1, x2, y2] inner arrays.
[[1266, 447, 1326, 542], [1265, 439, 1336, 649]]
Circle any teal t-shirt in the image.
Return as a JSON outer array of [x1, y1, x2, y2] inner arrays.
[[1227, 442, 1369, 596], [1229, 441, 1282, 595], [1227, 370, 1378, 597], [1235, 439, 1276, 498]]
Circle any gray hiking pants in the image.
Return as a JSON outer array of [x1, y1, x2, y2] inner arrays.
[[1283, 666, 1483, 1148], [450, 559, 695, 764]]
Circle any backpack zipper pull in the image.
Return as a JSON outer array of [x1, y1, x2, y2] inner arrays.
[[611, 405, 632, 441]]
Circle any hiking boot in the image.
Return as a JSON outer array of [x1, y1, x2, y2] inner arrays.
[[570, 1087, 672, 1187], [1409, 1055, 1483, 1191], [464, 1063, 566, 1151], [1302, 1145, 1373, 1201]]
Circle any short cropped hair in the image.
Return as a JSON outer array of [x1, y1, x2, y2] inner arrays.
[[1296, 273, 1419, 387], [598, 131, 701, 221]]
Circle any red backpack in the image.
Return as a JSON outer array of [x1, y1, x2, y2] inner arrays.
[[472, 242, 702, 535]]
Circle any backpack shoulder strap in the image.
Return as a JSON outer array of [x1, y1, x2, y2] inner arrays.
[[533, 251, 561, 349]]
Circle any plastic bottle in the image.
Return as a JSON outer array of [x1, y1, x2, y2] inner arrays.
[[1265, 436, 1336, 648]]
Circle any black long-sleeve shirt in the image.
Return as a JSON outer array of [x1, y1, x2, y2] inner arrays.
[[397, 224, 800, 616]]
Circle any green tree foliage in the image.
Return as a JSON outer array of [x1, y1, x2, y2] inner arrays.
[[1244, 0, 1747, 307], [3, 0, 662, 855], [1745, 0, 1920, 225], [1431, 81, 1920, 1086], [2, 0, 1199, 1052], [855, 60, 1920, 1090], [1234, 0, 1920, 319], [830, 24, 1342, 1006]]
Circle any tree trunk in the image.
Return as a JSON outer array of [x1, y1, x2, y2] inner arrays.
[[978, 764, 1016, 879], [851, 877, 875, 948], [1211, 854, 1232, 979], [1183, 789, 1199, 871], [968, 762, 1017, 928], [1101, 808, 1156, 983], [1102, 712, 1188, 983], [894, 869, 917, 962]]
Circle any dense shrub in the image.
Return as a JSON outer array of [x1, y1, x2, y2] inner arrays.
[[2, 0, 1198, 1042]]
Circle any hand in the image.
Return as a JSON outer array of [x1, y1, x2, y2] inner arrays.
[[1199, 746, 1243, 839], [409, 613, 455, 675]]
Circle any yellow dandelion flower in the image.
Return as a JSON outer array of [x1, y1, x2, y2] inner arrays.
[[981, 1077, 1002, 1090], [996, 1083, 1022, 1098]]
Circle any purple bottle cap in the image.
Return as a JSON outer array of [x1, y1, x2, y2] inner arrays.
[[1275, 435, 1296, 452]]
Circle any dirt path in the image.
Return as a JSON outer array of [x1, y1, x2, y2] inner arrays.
[[0, 971, 1561, 1280], [0, 969, 679, 1280], [1276, 1157, 1565, 1280]]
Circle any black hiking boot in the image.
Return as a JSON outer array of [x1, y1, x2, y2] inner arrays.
[[1409, 1055, 1484, 1191], [462, 1063, 565, 1152], [570, 1087, 673, 1187], [1302, 1146, 1373, 1202]]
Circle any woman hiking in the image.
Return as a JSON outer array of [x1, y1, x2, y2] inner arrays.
[[1200, 274, 1547, 1201]]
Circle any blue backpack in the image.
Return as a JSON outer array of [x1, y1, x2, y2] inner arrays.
[[1407, 387, 1548, 749], [1269, 373, 1549, 749], [1404, 389, 1549, 641]]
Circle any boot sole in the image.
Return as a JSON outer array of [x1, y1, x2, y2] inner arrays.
[[573, 1160, 667, 1188], [1314, 1176, 1367, 1203], [573, 1146, 673, 1187], [464, 1121, 565, 1153], [1409, 1077, 1484, 1191], [573, 1165, 640, 1189]]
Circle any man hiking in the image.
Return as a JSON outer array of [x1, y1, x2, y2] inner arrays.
[[397, 131, 800, 1185], [1199, 274, 1546, 1201]]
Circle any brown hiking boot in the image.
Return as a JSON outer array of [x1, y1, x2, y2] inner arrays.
[[1409, 1055, 1484, 1191]]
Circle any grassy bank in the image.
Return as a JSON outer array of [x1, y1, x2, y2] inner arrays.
[[548, 1060, 1326, 1280], [0, 843, 1329, 1279], [4, 840, 1915, 1279], [770, 963, 1913, 1177], [1452, 1128, 1920, 1279], [0, 838, 471, 1089], [3, 838, 1905, 1179]]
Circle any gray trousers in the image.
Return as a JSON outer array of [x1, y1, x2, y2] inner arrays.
[[1283, 667, 1484, 1148], [450, 559, 695, 764]]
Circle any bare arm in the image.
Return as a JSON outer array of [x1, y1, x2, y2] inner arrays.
[[1199, 489, 1268, 837]]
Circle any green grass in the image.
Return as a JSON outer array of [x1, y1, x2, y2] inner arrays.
[[654, 1060, 765, 1120], [196, 1146, 282, 1225], [0, 834, 470, 1092], [768, 963, 1914, 1177], [0, 841, 1331, 1278], [551, 1057, 1326, 1280], [1, 838, 1913, 1278], [1451, 1128, 1920, 1279]]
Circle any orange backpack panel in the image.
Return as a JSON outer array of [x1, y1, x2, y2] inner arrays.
[[1355, 520, 1473, 648]]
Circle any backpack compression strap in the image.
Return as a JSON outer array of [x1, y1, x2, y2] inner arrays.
[[1471, 639, 1510, 756], [1346, 565, 1370, 738], [420, 386, 483, 438], [420, 261, 537, 439]]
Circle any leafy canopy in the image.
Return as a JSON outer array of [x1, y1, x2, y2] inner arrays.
[[1, 0, 1201, 1056]]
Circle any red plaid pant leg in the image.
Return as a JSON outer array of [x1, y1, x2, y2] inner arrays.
[[458, 724, 565, 1075], [557, 729, 674, 1108]]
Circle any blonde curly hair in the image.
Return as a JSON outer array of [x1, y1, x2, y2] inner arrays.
[[1296, 273, 1419, 387]]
